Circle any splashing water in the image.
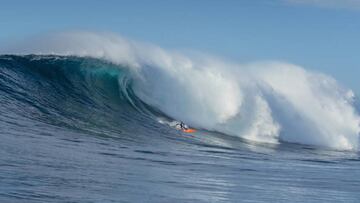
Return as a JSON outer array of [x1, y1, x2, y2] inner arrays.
[[3, 31, 360, 150]]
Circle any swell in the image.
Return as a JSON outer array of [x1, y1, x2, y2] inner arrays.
[[0, 55, 162, 140], [2, 31, 360, 150]]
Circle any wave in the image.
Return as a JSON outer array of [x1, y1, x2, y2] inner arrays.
[[2, 31, 360, 150]]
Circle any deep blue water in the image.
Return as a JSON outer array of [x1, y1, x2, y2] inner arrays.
[[0, 55, 359, 203]]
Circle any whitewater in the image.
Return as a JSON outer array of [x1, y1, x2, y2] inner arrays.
[[1, 32, 360, 202], [5, 31, 359, 150]]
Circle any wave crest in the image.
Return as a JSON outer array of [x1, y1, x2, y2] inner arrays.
[[4, 31, 360, 150]]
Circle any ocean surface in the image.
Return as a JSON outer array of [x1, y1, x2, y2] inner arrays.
[[1, 40, 360, 202]]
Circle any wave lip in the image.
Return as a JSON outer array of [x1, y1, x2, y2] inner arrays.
[[3, 31, 360, 150]]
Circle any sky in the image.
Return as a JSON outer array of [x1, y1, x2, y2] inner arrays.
[[0, 0, 359, 95]]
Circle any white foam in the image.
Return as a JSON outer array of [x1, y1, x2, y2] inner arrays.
[[5, 31, 360, 150]]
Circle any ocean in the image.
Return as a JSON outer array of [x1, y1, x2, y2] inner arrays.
[[0, 33, 359, 202]]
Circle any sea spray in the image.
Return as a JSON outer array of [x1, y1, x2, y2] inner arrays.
[[4, 31, 360, 150]]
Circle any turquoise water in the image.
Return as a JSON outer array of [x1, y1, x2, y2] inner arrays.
[[0, 55, 359, 202]]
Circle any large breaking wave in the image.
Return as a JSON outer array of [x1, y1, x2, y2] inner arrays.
[[2, 32, 359, 150]]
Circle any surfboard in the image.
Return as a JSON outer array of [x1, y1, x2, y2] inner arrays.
[[182, 128, 197, 133]]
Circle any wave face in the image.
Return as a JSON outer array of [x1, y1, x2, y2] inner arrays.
[[0, 55, 157, 139], [2, 32, 360, 150]]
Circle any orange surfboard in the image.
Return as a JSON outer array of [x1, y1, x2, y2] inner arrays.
[[182, 128, 197, 133]]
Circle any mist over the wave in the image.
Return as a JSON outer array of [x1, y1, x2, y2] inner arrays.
[[4, 31, 360, 150]]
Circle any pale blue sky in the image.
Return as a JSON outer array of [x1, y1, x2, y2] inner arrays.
[[0, 0, 359, 95]]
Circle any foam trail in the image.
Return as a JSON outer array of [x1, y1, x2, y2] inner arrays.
[[4, 31, 360, 150]]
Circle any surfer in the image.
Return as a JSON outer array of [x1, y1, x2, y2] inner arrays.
[[176, 121, 188, 131], [175, 121, 196, 133], [169, 120, 196, 133]]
